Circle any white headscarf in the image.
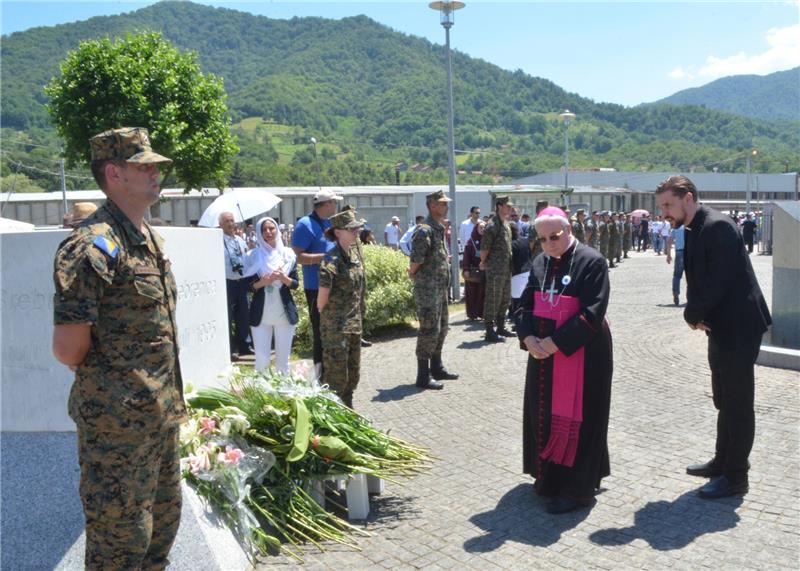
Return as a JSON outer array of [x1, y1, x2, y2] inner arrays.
[[243, 217, 296, 278]]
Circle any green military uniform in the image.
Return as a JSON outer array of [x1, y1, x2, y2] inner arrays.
[[411, 211, 450, 361], [54, 127, 186, 570], [53, 128, 185, 571], [598, 217, 610, 264], [481, 196, 514, 338], [614, 217, 624, 261], [622, 218, 632, 258], [319, 210, 366, 408], [572, 217, 586, 244]]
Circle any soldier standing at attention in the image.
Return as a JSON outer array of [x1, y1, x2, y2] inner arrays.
[[598, 211, 612, 268], [317, 210, 367, 408], [480, 195, 516, 343], [528, 200, 549, 259], [622, 213, 633, 258], [587, 210, 600, 250], [572, 208, 587, 244], [409, 190, 459, 390], [608, 211, 621, 266], [52, 128, 186, 570]]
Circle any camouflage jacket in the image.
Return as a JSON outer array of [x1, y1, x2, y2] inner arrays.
[[481, 215, 512, 273], [572, 220, 586, 243], [598, 221, 609, 246], [410, 215, 450, 291], [53, 200, 186, 434], [319, 243, 366, 335]]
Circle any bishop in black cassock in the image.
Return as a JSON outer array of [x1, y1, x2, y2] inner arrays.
[[517, 207, 613, 514]]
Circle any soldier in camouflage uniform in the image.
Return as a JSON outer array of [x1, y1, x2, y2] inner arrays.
[[409, 190, 459, 390], [608, 212, 620, 264], [527, 200, 549, 259], [586, 211, 600, 250], [341, 204, 372, 348], [52, 127, 186, 570], [318, 210, 367, 408], [622, 213, 633, 258], [572, 208, 587, 243], [480, 195, 516, 343], [598, 211, 611, 266]]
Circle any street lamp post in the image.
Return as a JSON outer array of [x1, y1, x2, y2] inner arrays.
[[429, 1, 465, 302], [745, 149, 757, 214], [559, 110, 576, 199]]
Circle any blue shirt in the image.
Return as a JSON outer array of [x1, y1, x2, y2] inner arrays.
[[291, 212, 334, 290], [671, 226, 685, 250]]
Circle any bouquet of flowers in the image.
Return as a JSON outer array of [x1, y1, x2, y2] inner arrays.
[[180, 364, 432, 561]]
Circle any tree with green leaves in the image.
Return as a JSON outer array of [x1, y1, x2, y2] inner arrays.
[[45, 31, 238, 191]]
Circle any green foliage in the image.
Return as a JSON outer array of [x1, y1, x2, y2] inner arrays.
[[0, 173, 46, 193], [292, 245, 415, 353], [2, 2, 799, 184], [44, 31, 239, 191]]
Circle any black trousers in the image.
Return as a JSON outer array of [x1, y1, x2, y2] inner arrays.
[[226, 278, 250, 354], [708, 334, 761, 481], [304, 289, 323, 365], [744, 236, 754, 253]]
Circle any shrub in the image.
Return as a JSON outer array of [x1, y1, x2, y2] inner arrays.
[[292, 245, 416, 353]]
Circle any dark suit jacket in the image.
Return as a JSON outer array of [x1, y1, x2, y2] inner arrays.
[[683, 206, 771, 349], [249, 263, 300, 326]]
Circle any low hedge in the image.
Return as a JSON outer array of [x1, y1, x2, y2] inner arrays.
[[292, 245, 416, 353]]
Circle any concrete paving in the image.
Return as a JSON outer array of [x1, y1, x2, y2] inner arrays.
[[257, 250, 799, 569]]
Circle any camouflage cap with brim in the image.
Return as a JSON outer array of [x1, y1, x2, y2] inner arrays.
[[330, 209, 366, 230], [426, 189, 452, 203], [90, 127, 172, 165]]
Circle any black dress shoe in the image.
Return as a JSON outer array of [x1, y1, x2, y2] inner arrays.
[[686, 460, 723, 478], [417, 380, 444, 390], [496, 327, 516, 338], [698, 475, 748, 499], [360, 338, 372, 348], [546, 495, 595, 515], [238, 346, 254, 356]]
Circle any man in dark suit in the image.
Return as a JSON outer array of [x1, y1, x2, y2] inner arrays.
[[656, 175, 771, 499]]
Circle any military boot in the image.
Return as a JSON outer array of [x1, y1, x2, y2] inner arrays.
[[416, 359, 443, 390], [485, 322, 503, 343], [431, 354, 459, 380], [496, 323, 516, 338]]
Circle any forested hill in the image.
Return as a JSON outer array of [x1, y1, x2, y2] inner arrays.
[[656, 67, 800, 123], [2, 0, 798, 190]]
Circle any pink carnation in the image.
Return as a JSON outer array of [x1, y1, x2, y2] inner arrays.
[[217, 446, 243, 466], [199, 417, 216, 436]]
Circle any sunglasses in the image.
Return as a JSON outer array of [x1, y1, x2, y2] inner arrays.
[[537, 229, 565, 244]]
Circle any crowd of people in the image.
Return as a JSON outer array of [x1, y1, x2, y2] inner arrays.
[[49, 125, 772, 568]]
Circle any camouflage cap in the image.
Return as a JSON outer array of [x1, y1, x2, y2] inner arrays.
[[329, 209, 366, 230], [89, 127, 172, 165], [426, 189, 452, 203], [495, 195, 515, 207]]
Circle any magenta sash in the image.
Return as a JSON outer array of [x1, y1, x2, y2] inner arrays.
[[533, 295, 583, 467]]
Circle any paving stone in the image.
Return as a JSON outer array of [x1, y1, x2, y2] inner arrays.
[[254, 252, 798, 569]]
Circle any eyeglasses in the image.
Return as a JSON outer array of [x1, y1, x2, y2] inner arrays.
[[537, 229, 565, 244]]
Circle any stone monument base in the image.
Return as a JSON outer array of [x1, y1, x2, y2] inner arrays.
[[1, 432, 251, 571]]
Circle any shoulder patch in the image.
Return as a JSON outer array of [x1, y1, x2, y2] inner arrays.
[[92, 235, 119, 258]]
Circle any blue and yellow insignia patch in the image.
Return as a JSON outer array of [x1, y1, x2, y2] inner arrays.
[[92, 235, 119, 258]]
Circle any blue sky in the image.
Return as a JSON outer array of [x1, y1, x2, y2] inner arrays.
[[2, 1, 798, 106]]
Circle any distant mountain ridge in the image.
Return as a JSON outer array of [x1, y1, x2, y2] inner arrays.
[[657, 67, 800, 122], [1, 0, 798, 188]]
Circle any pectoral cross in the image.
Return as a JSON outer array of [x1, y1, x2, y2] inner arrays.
[[545, 278, 558, 303]]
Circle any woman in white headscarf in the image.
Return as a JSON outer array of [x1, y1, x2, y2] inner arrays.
[[243, 217, 299, 374]]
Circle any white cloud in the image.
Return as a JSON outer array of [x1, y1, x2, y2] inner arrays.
[[697, 23, 800, 78], [668, 67, 694, 80]]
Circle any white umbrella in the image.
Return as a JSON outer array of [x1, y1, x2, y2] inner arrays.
[[198, 189, 282, 227]]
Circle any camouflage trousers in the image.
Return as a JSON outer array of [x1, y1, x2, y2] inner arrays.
[[77, 425, 181, 571], [599, 241, 609, 261], [483, 269, 511, 324], [415, 287, 449, 360], [322, 333, 361, 407]]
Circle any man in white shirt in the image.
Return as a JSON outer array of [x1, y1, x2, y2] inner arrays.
[[459, 206, 481, 254], [651, 217, 664, 254], [220, 211, 253, 357], [384, 216, 401, 249]]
